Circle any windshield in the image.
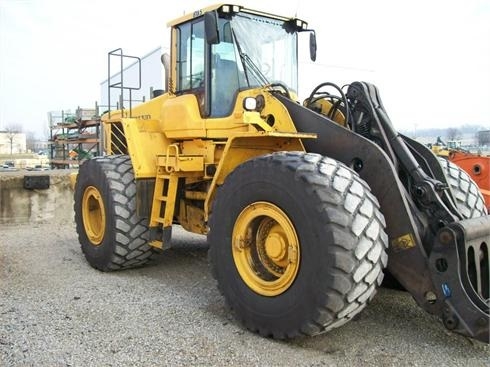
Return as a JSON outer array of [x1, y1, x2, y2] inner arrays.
[[230, 13, 298, 93]]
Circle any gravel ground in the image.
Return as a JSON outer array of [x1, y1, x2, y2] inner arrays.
[[1, 222, 488, 366]]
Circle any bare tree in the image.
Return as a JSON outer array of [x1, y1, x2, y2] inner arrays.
[[446, 127, 461, 141], [4, 124, 23, 155]]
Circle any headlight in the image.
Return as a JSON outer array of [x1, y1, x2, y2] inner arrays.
[[243, 97, 257, 111]]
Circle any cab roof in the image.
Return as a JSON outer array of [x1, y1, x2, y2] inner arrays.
[[166, 3, 308, 29]]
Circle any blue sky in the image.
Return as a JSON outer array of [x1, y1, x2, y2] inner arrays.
[[1, 0, 489, 137]]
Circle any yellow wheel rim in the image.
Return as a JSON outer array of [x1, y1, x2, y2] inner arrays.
[[232, 202, 300, 296], [82, 186, 106, 246]]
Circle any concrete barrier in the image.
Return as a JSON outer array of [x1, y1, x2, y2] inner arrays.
[[0, 170, 76, 225]]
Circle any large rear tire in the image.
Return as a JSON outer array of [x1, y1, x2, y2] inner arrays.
[[74, 155, 158, 271], [208, 152, 388, 338]]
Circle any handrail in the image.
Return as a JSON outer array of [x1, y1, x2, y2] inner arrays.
[[165, 144, 180, 173], [107, 48, 142, 118]]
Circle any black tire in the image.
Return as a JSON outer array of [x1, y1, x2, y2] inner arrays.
[[208, 152, 388, 338], [438, 157, 488, 218], [74, 155, 158, 271]]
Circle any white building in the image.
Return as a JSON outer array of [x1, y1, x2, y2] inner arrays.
[[0, 131, 27, 154]]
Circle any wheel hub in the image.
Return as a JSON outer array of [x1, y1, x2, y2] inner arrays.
[[265, 232, 287, 261], [82, 186, 106, 246], [232, 202, 300, 297]]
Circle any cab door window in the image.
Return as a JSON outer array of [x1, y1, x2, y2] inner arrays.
[[176, 20, 205, 95]]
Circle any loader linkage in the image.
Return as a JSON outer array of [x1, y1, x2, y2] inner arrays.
[[345, 82, 489, 342], [277, 82, 490, 342]]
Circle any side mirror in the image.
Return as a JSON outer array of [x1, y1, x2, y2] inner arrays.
[[309, 31, 317, 62], [204, 12, 219, 45]]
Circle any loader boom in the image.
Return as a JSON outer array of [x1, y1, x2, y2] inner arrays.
[[277, 83, 489, 342]]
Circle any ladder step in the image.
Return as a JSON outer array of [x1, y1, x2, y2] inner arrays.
[[150, 172, 180, 228]]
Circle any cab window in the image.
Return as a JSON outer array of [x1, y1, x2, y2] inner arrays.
[[176, 21, 205, 93]]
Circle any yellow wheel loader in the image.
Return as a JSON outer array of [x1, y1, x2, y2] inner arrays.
[[73, 4, 489, 342]]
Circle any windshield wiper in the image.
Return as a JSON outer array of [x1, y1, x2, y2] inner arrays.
[[231, 29, 270, 87]]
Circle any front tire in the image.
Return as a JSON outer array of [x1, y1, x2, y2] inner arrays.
[[208, 152, 388, 338], [74, 155, 158, 271]]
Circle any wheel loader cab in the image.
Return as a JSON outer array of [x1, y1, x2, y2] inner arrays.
[[161, 5, 303, 138], [172, 16, 241, 117]]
